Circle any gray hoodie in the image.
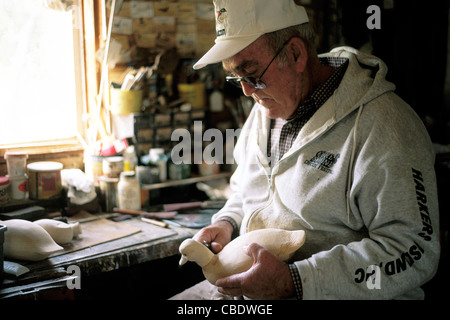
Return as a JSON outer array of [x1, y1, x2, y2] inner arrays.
[[212, 46, 440, 299]]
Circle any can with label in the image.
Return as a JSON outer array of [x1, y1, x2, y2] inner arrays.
[[27, 162, 63, 200]]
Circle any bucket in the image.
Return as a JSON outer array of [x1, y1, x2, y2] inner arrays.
[[27, 161, 63, 200], [110, 88, 143, 115]]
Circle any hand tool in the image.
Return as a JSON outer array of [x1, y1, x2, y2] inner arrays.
[[140, 217, 168, 228]]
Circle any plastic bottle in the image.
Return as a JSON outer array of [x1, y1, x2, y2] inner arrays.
[[117, 171, 141, 210]]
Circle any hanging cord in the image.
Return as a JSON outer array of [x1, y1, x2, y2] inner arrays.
[[346, 105, 364, 223]]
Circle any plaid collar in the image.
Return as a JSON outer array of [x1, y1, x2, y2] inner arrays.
[[268, 57, 348, 164], [288, 57, 348, 122]]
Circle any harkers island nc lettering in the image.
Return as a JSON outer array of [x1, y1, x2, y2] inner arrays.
[[354, 168, 435, 286], [412, 168, 434, 241]]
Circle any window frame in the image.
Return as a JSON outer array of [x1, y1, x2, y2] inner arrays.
[[0, 0, 104, 168]]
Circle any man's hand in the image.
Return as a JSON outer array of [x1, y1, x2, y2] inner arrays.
[[193, 220, 234, 253], [215, 243, 295, 300]]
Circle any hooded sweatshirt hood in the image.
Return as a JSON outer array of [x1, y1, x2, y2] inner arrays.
[[326, 46, 396, 118]]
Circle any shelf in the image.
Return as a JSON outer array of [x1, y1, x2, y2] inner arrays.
[[140, 172, 232, 191]]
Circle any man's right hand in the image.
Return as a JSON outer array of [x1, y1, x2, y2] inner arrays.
[[193, 220, 234, 253]]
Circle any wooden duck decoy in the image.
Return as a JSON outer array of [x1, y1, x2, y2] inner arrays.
[[34, 219, 82, 245], [0, 219, 63, 261], [179, 228, 306, 285]]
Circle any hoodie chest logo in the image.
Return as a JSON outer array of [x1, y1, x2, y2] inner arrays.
[[304, 151, 340, 174]]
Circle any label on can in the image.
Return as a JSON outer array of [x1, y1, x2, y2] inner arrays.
[[28, 171, 62, 199]]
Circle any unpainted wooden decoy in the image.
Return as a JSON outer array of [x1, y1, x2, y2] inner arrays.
[[179, 228, 306, 284]]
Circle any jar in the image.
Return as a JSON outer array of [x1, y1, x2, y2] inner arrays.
[[117, 171, 141, 210], [4, 151, 28, 177], [0, 176, 10, 204]]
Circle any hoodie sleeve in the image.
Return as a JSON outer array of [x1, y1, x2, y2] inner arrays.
[[295, 95, 440, 299], [211, 163, 246, 228], [210, 105, 259, 229]]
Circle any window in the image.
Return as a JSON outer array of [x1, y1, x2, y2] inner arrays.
[[0, 0, 84, 146]]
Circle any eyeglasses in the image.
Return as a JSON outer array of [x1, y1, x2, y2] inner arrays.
[[226, 40, 289, 90]]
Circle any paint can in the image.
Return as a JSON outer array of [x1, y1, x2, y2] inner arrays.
[[27, 161, 63, 200]]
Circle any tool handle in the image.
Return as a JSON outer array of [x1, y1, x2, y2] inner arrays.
[[141, 217, 168, 228], [113, 208, 143, 215], [163, 202, 202, 212], [113, 207, 177, 219]]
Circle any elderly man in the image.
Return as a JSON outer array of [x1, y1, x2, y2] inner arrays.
[[171, 0, 440, 300]]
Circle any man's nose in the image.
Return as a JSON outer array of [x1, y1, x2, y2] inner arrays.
[[241, 82, 258, 97]]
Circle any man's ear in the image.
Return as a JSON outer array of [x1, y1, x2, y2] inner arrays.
[[288, 37, 308, 72]]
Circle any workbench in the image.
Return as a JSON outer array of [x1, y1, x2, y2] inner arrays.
[[0, 211, 206, 300]]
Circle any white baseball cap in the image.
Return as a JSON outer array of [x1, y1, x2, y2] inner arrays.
[[193, 0, 309, 70]]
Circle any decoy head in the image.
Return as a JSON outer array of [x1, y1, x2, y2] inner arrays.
[[178, 238, 214, 267]]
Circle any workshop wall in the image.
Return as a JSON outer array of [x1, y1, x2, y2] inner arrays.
[[104, 0, 333, 158], [108, 0, 216, 67]]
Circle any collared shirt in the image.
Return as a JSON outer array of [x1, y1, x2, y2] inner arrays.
[[267, 57, 348, 167]]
